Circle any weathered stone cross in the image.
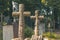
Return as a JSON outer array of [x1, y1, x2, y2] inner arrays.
[[12, 4, 31, 40], [30, 10, 44, 36]]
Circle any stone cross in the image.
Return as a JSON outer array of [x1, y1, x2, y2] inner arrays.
[[12, 4, 31, 40], [30, 10, 44, 36]]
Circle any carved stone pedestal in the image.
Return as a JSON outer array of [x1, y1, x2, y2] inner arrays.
[[43, 37, 48, 40], [24, 38, 30, 40], [30, 35, 42, 40], [12, 38, 19, 40]]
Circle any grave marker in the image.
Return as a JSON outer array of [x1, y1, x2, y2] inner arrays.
[[30, 10, 44, 36], [12, 4, 31, 40], [3, 25, 13, 40]]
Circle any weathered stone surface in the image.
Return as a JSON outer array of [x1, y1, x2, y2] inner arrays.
[[24, 38, 30, 40], [12, 38, 19, 40], [30, 10, 44, 36], [13, 22, 18, 38], [3, 25, 13, 40], [12, 4, 31, 40], [43, 37, 48, 40], [30, 35, 42, 40], [39, 23, 45, 35]]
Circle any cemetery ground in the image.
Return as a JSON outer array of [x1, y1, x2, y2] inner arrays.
[[43, 32, 60, 40], [0, 29, 3, 40], [0, 25, 60, 40], [0, 21, 60, 40], [1, 29, 60, 40]]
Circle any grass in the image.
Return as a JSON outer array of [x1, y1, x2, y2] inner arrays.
[[0, 29, 3, 40], [43, 32, 60, 39]]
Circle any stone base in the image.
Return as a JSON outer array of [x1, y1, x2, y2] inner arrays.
[[24, 38, 30, 40], [12, 38, 19, 40], [30, 35, 42, 40], [43, 37, 48, 40], [11, 35, 43, 40]]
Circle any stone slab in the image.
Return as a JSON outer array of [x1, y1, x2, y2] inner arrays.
[[3, 25, 13, 40]]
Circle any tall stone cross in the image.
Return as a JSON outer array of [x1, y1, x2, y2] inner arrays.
[[12, 4, 31, 40], [30, 10, 44, 36]]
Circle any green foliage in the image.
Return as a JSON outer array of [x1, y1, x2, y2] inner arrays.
[[43, 32, 56, 38], [24, 25, 33, 38], [2, 21, 7, 26], [47, 0, 60, 16], [43, 32, 60, 39], [46, 0, 60, 28], [0, 30, 3, 40]]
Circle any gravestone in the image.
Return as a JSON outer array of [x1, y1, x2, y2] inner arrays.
[[12, 4, 31, 40], [30, 10, 44, 36], [3, 25, 13, 40], [39, 23, 45, 35]]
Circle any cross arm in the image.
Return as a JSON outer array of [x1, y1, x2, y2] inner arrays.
[[30, 16, 36, 19], [23, 11, 31, 16], [38, 15, 44, 19], [12, 12, 20, 16]]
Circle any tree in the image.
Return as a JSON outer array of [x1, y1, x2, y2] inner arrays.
[[47, 0, 60, 29]]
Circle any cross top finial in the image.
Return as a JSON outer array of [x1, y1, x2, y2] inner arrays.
[[19, 4, 24, 12], [35, 10, 40, 14], [19, 4, 24, 8]]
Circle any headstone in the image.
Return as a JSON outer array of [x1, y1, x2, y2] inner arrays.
[[3, 25, 13, 40], [12, 4, 31, 40], [30, 10, 44, 36], [39, 23, 45, 35]]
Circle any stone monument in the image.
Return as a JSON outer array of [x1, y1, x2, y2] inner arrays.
[[12, 4, 31, 40], [30, 10, 44, 36], [39, 23, 45, 35], [3, 25, 13, 40]]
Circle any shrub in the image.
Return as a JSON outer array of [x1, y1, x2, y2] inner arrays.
[[43, 32, 56, 38], [24, 26, 33, 38]]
